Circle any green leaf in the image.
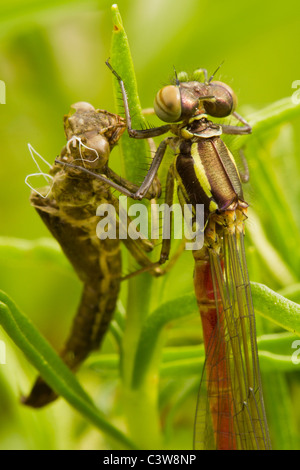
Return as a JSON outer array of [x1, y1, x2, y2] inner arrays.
[[251, 282, 300, 334], [109, 4, 149, 184], [87, 330, 300, 378], [231, 96, 300, 150], [0, 236, 71, 271], [0, 290, 136, 450], [249, 97, 300, 136], [132, 292, 198, 388], [130, 282, 300, 386]]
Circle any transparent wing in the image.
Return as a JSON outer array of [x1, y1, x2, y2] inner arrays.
[[193, 230, 271, 450]]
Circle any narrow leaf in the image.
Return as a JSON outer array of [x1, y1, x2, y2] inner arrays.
[[251, 282, 300, 334], [0, 290, 136, 450], [132, 292, 198, 388], [109, 4, 149, 184]]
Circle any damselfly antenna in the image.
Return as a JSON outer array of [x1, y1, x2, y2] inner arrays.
[[208, 60, 225, 83], [173, 66, 180, 86]]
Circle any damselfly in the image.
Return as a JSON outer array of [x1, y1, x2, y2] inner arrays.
[[24, 102, 160, 407], [78, 62, 272, 450]]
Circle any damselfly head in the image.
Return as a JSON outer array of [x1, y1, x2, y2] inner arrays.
[[63, 134, 109, 170], [62, 102, 124, 170], [154, 72, 237, 123]]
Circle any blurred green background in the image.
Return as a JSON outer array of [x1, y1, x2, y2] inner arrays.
[[1, 0, 300, 450]]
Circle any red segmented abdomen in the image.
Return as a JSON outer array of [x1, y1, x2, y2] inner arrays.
[[193, 254, 236, 450]]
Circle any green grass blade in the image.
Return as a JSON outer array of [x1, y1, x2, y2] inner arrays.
[[132, 292, 198, 388], [109, 4, 149, 184], [87, 330, 300, 376], [251, 282, 300, 334], [232, 97, 300, 150], [249, 97, 300, 136], [0, 290, 136, 450], [130, 282, 300, 386], [0, 236, 71, 271]]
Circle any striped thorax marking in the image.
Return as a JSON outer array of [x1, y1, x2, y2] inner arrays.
[[191, 142, 212, 199]]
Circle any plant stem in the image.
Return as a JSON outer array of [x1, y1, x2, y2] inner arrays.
[[122, 273, 163, 449], [109, 4, 163, 448]]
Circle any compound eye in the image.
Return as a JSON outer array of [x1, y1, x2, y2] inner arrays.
[[154, 85, 181, 122], [82, 135, 110, 168], [204, 81, 237, 117]]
